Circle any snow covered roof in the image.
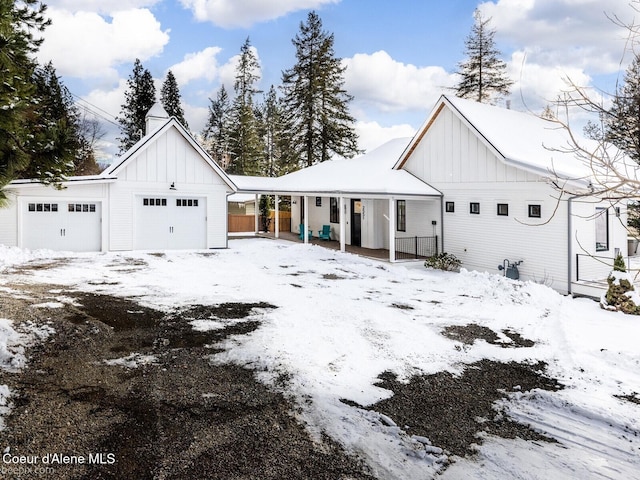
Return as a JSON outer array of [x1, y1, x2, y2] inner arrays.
[[397, 95, 633, 186], [233, 138, 442, 198]]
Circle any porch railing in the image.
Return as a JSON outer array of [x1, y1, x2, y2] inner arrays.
[[395, 236, 438, 260], [576, 253, 620, 284]]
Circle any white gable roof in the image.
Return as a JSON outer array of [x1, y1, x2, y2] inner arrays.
[[103, 117, 237, 191], [396, 95, 634, 187], [232, 138, 441, 197]]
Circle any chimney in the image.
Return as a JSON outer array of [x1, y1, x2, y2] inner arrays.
[[145, 103, 170, 136]]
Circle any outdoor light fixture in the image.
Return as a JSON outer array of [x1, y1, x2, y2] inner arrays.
[[170, 182, 176, 190]]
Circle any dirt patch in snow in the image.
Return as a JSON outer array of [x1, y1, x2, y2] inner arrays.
[[356, 360, 562, 458], [0, 287, 373, 480], [442, 323, 535, 348]]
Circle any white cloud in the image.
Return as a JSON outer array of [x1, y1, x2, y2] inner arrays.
[[343, 51, 457, 113], [37, 8, 169, 80], [179, 0, 339, 28], [44, 0, 162, 14], [355, 121, 416, 154], [479, 0, 631, 74], [169, 47, 223, 86]]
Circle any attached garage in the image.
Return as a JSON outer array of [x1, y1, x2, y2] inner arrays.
[[22, 199, 102, 252]]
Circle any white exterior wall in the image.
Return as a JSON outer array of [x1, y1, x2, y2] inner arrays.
[[402, 106, 574, 292], [0, 190, 19, 247], [109, 128, 230, 250]]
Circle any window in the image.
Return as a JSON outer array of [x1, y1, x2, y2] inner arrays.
[[177, 198, 199, 207], [330, 197, 339, 223], [445, 201, 455, 213], [316, 197, 322, 207], [28, 203, 58, 212], [68, 203, 96, 213], [595, 207, 609, 251], [470, 202, 480, 214], [528, 204, 541, 218], [497, 203, 509, 216], [143, 198, 167, 206], [397, 200, 406, 232]]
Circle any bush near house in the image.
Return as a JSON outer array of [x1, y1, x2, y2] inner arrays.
[[424, 253, 461, 272], [601, 253, 640, 315]]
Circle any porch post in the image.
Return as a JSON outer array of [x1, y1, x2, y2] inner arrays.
[[339, 196, 346, 252], [389, 197, 396, 262], [254, 194, 259, 234], [303, 195, 309, 244], [275, 194, 280, 239]]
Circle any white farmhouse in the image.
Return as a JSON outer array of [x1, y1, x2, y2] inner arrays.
[[0, 104, 236, 252], [236, 95, 629, 296]]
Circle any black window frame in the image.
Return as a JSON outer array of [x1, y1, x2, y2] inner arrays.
[[595, 207, 609, 252], [469, 202, 480, 214], [316, 197, 322, 207], [396, 200, 406, 232], [497, 203, 509, 216], [445, 201, 455, 213], [528, 204, 541, 218], [329, 197, 339, 223]]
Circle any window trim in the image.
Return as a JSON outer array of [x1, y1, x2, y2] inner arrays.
[[445, 201, 455, 213], [469, 202, 480, 215], [396, 200, 406, 232], [528, 204, 541, 218], [497, 203, 509, 216], [316, 197, 322, 207], [595, 207, 609, 252], [329, 197, 339, 224]]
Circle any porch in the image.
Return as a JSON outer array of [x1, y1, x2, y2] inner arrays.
[[254, 231, 437, 262]]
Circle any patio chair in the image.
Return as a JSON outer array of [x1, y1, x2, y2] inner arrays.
[[299, 224, 313, 240], [318, 225, 331, 240]]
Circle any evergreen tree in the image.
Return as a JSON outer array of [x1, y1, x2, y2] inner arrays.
[[0, 1, 79, 203], [117, 59, 156, 153], [203, 85, 232, 169], [605, 55, 640, 164], [281, 11, 360, 169], [228, 38, 264, 175], [258, 85, 289, 177], [454, 9, 513, 103], [160, 70, 189, 130]]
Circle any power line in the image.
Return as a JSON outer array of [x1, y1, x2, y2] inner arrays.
[[70, 92, 120, 128]]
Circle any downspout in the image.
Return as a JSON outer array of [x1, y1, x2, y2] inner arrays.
[[440, 193, 444, 254], [567, 194, 579, 296]]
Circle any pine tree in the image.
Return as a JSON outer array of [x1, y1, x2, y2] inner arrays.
[[228, 38, 264, 176], [605, 55, 640, 164], [160, 70, 189, 130], [203, 85, 232, 169], [0, 1, 80, 203], [258, 85, 289, 177], [454, 10, 513, 103], [117, 59, 156, 153], [281, 11, 360, 169]]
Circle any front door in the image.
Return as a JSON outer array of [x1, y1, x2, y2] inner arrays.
[[350, 199, 362, 247]]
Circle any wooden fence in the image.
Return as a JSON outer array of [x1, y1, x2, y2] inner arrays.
[[228, 212, 292, 233]]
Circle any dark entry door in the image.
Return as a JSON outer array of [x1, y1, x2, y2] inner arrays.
[[351, 199, 362, 247]]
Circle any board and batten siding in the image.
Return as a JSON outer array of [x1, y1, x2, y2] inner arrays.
[[401, 105, 573, 292], [108, 127, 231, 250], [0, 190, 18, 247]]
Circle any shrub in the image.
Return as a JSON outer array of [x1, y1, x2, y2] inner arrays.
[[424, 252, 461, 272]]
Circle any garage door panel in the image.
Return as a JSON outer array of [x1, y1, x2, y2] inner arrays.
[[135, 196, 206, 250], [23, 201, 102, 252]]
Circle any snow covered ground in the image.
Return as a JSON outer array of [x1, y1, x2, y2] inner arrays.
[[1, 239, 639, 479]]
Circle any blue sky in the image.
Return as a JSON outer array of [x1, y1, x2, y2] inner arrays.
[[37, 0, 635, 161]]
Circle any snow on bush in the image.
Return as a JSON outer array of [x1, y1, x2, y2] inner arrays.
[[601, 253, 640, 315]]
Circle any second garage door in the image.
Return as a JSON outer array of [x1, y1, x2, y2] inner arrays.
[[134, 196, 207, 250]]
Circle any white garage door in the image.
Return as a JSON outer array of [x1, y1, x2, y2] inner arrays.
[[22, 200, 102, 252], [134, 196, 207, 250]]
